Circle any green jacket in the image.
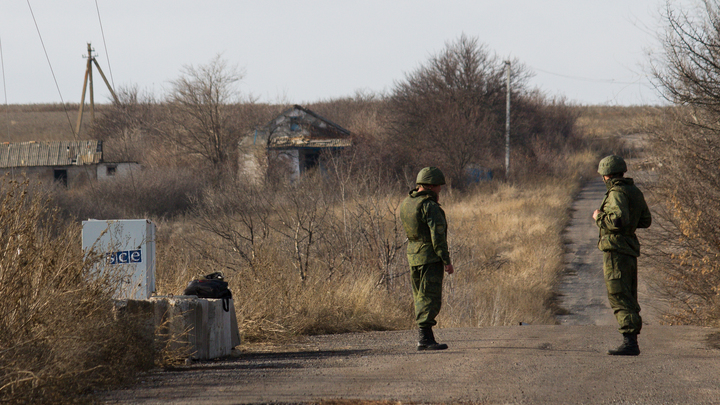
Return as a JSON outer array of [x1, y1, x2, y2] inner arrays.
[[596, 177, 652, 257], [400, 189, 451, 266]]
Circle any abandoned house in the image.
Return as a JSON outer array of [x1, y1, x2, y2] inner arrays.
[[0, 140, 139, 187], [239, 105, 352, 182]]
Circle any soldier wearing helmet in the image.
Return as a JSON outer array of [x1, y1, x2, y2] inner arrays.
[[592, 155, 652, 356], [399, 167, 454, 351]]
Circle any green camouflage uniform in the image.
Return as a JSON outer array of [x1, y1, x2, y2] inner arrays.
[[400, 189, 451, 328], [595, 177, 652, 334]]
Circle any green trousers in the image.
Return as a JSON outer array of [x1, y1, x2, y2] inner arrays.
[[411, 261, 444, 328], [603, 251, 642, 334]]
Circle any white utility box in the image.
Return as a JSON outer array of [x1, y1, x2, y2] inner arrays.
[[82, 219, 156, 300]]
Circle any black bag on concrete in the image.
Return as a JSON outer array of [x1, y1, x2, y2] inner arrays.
[[184, 272, 232, 311]]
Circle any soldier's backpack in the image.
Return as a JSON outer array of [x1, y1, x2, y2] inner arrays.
[[183, 272, 233, 311]]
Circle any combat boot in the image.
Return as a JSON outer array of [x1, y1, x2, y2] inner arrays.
[[417, 327, 448, 351], [608, 333, 640, 356]]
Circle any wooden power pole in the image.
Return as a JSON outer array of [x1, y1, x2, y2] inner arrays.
[[75, 42, 119, 136], [504, 60, 511, 180]]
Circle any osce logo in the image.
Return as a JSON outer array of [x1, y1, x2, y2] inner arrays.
[[107, 250, 142, 265]]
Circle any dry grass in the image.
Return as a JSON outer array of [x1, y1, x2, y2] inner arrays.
[[0, 104, 97, 142], [439, 177, 579, 327], [573, 105, 666, 139]]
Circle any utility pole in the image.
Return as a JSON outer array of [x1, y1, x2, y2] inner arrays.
[[505, 60, 511, 180], [75, 43, 119, 136]]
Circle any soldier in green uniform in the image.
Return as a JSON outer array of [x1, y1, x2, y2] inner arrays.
[[399, 167, 454, 351], [593, 155, 652, 356]]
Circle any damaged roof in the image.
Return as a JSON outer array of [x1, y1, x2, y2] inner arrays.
[[261, 105, 352, 149], [0, 140, 103, 168]]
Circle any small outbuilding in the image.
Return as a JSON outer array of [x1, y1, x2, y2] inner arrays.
[[0, 140, 139, 187], [239, 105, 352, 182]]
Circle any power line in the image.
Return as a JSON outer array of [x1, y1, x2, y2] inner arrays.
[[533, 66, 647, 85], [26, 0, 76, 138], [94, 0, 115, 91], [0, 36, 9, 139]]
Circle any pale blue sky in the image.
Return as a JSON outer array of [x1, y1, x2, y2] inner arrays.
[[0, 1, 694, 106]]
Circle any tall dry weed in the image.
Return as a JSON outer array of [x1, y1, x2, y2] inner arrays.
[[438, 179, 575, 327], [0, 179, 155, 404]]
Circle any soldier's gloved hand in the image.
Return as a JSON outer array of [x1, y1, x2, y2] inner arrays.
[[444, 264, 454, 275]]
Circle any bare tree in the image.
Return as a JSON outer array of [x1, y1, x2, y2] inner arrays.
[[188, 181, 271, 279], [646, 0, 720, 325], [389, 34, 531, 185], [388, 34, 581, 185], [163, 55, 252, 172], [652, 1, 720, 111]]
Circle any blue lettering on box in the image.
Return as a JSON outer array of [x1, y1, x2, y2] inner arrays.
[[117, 251, 129, 264], [107, 250, 142, 265]]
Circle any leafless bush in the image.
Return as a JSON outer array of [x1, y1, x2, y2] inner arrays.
[[160, 165, 414, 341], [387, 34, 581, 186], [86, 86, 161, 163], [643, 107, 720, 325], [0, 179, 155, 403], [643, 0, 720, 326]]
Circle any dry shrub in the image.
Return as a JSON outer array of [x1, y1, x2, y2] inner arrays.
[[642, 107, 720, 326], [151, 171, 414, 342], [0, 179, 155, 404], [154, 222, 412, 343]]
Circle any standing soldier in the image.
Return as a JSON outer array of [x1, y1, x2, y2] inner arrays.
[[593, 155, 651, 356], [400, 167, 454, 351]]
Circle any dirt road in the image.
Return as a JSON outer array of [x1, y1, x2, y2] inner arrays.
[[103, 168, 720, 405]]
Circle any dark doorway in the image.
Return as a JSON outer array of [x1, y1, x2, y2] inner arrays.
[[300, 149, 321, 172], [53, 169, 68, 186]]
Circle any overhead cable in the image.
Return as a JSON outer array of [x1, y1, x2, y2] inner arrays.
[[95, 0, 115, 90], [533, 66, 648, 86], [26, 0, 76, 137], [1, 36, 10, 139]]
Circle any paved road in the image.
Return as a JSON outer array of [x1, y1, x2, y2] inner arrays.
[[557, 177, 618, 327], [104, 325, 720, 404]]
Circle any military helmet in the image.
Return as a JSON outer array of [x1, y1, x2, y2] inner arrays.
[[416, 167, 446, 185], [597, 155, 627, 176]]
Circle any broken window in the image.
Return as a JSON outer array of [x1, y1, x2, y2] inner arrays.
[[290, 117, 300, 131]]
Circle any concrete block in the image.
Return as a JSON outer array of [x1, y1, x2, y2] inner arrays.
[[121, 296, 240, 360]]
